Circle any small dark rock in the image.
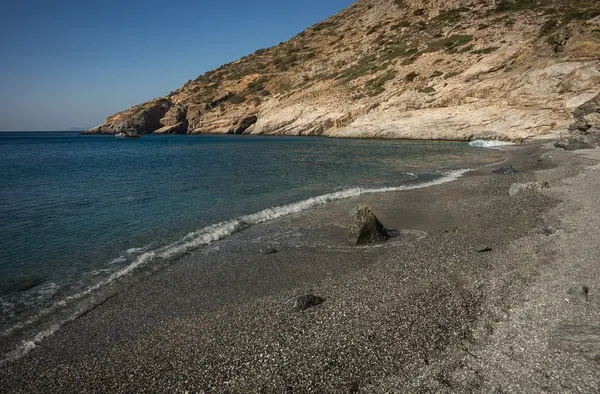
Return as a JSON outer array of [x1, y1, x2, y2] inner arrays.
[[492, 165, 518, 174], [347, 205, 390, 245], [348, 381, 360, 393], [568, 285, 589, 300], [286, 294, 325, 311], [542, 226, 557, 236], [262, 248, 278, 255], [477, 247, 493, 253]]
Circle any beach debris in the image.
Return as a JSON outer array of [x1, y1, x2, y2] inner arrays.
[[477, 247, 493, 253], [492, 165, 518, 174], [285, 294, 325, 311], [542, 226, 557, 236], [508, 181, 550, 197], [347, 205, 390, 245], [568, 285, 589, 301], [261, 248, 278, 254], [554, 135, 597, 151], [551, 325, 600, 360]]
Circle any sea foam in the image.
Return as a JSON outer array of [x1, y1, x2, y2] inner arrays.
[[0, 168, 470, 364], [468, 140, 515, 149]]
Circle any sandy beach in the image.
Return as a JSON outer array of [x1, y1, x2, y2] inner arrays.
[[2, 141, 600, 393]]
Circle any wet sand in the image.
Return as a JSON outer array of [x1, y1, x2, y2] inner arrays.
[[2, 141, 600, 392]]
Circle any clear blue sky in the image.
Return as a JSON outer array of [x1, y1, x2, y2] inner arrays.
[[0, 0, 354, 131]]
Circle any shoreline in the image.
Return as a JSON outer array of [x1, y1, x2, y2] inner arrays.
[[0, 145, 490, 364], [2, 141, 600, 392], [79, 129, 532, 144]]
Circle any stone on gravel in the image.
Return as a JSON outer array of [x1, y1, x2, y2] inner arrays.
[[286, 294, 325, 311], [492, 165, 518, 174], [347, 205, 390, 245], [554, 135, 597, 151], [568, 285, 589, 300], [508, 181, 550, 196]]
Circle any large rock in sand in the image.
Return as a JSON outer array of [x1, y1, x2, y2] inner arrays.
[[347, 205, 390, 245]]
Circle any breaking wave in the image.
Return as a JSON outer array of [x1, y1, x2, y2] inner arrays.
[[1, 168, 470, 364]]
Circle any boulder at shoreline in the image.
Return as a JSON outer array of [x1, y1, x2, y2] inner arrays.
[[347, 205, 390, 245]]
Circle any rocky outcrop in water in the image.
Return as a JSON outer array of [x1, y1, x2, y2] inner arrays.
[[84, 0, 600, 140], [86, 98, 172, 134]]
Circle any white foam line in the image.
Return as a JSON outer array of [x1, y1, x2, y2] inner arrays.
[[0, 168, 470, 364], [126, 244, 153, 255], [468, 140, 515, 149], [108, 256, 127, 265]]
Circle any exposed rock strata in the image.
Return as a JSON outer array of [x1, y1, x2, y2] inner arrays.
[[84, 0, 600, 141], [570, 92, 600, 131]]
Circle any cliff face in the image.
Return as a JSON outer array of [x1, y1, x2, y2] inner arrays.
[[85, 0, 600, 141]]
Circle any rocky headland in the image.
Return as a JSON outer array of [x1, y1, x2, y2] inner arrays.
[[84, 0, 600, 142]]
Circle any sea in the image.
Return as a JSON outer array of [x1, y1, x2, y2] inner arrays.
[[0, 131, 505, 362]]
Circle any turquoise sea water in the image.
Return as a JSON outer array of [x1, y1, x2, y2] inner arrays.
[[0, 131, 484, 359]]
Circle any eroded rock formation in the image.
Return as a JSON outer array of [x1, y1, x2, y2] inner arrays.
[[84, 0, 600, 141]]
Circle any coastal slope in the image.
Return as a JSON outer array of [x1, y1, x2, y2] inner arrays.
[[85, 0, 600, 141]]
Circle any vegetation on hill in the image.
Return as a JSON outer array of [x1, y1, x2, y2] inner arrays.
[[86, 0, 600, 138]]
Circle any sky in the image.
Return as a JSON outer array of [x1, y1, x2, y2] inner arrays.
[[0, 0, 354, 131]]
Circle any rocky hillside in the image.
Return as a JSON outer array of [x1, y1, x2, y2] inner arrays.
[[85, 0, 600, 141]]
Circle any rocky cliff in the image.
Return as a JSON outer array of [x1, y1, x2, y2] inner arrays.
[[84, 0, 600, 141]]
